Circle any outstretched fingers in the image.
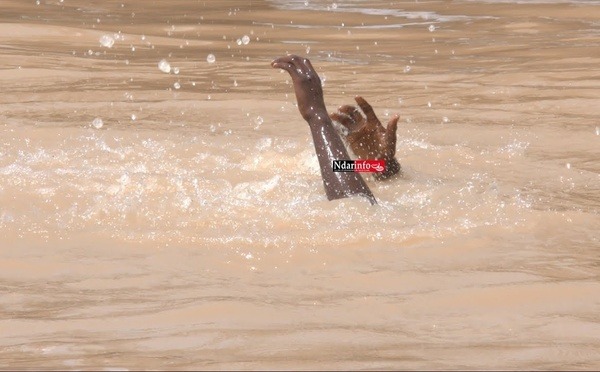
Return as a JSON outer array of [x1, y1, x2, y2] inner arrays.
[[354, 96, 381, 129], [302, 57, 316, 74], [271, 54, 317, 79], [339, 105, 364, 125], [271, 55, 302, 77], [330, 112, 351, 126], [271, 55, 294, 72], [330, 105, 364, 132]]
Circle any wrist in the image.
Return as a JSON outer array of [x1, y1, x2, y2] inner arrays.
[[303, 109, 331, 126]]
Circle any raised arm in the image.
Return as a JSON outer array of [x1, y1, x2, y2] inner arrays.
[[271, 55, 377, 205]]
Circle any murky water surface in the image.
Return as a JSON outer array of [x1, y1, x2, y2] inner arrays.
[[1, 0, 599, 370]]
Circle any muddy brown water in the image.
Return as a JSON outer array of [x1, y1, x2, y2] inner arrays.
[[1, 0, 599, 370]]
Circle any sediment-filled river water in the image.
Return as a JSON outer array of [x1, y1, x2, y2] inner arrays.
[[1, 0, 599, 369]]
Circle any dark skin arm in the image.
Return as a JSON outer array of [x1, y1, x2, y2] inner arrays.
[[330, 97, 401, 180], [271, 54, 377, 205]]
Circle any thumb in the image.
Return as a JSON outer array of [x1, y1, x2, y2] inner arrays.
[[385, 115, 399, 158]]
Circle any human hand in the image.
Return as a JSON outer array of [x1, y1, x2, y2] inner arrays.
[[330, 96, 401, 179], [271, 54, 327, 122]]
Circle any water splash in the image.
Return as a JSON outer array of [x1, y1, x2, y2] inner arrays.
[[253, 116, 264, 130], [91, 118, 104, 129], [158, 59, 171, 73], [99, 34, 115, 48]]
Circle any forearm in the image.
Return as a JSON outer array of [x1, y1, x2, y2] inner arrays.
[[308, 115, 349, 162], [306, 113, 377, 205]]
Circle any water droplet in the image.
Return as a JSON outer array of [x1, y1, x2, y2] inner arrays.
[[173, 82, 181, 89], [403, 65, 411, 73], [428, 24, 436, 32], [242, 35, 250, 45], [331, 3, 338, 9], [253, 116, 264, 130], [236, 38, 242, 46], [131, 114, 137, 121], [427, 102, 432, 108], [442, 116, 449, 123], [158, 59, 171, 73], [306, 45, 311, 54], [173, 67, 180, 74], [206, 54, 216, 63], [596, 126, 599, 136], [99, 35, 115, 48], [566, 163, 571, 169], [91, 118, 103, 129], [233, 80, 238, 87]]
